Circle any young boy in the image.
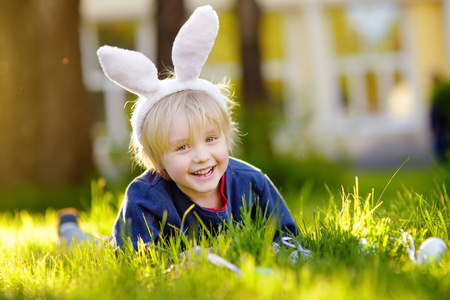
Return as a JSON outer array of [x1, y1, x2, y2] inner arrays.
[[93, 5, 298, 250]]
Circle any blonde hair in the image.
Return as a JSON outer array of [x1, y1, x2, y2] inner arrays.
[[131, 85, 238, 179]]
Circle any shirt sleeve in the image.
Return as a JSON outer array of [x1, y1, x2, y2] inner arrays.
[[112, 195, 162, 250], [111, 176, 177, 250], [256, 173, 299, 238]]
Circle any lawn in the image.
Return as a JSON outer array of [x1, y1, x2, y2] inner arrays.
[[0, 164, 449, 299]]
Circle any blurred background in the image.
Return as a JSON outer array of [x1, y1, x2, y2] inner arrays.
[[1, 0, 449, 213]]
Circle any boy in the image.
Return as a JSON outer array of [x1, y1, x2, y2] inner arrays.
[[82, 5, 298, 250]]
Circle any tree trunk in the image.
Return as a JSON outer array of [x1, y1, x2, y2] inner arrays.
[[236, 0, 273, 161], [237, 0, 268, 105], [156, 0, 186, 79], [0, 0, 92, 187]]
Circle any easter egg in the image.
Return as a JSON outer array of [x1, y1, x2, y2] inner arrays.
[[416, 237, 448, 265]]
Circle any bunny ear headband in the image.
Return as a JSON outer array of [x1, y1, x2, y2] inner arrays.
[[96, 5, 226, 146]]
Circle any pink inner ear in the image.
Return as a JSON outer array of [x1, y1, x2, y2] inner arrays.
[[98, 46, 159, 95]]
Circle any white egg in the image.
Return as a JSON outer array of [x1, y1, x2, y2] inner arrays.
[[416, 237, 448, 265]]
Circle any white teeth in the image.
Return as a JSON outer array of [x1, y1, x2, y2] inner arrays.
[[193, 167, 213, 175]]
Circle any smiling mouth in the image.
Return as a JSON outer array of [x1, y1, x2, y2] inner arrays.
[[191, 166, 214, 177]]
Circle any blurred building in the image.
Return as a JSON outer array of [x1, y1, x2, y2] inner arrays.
[[80, 0, 450, 176]]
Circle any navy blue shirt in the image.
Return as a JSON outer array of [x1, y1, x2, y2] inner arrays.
[[112, 157, 298, 249]]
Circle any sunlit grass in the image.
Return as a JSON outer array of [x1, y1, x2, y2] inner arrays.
[[1, 168, 450, 299]]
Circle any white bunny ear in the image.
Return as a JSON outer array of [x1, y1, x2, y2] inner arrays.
[[97, 46, 159, 95], [172, 5, 219, 81], [97, 6, 227, 147]]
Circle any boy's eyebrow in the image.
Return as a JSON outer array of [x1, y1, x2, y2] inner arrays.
[[204, 128, 221, 136], [169, 128, 221, 146], [168, 138, 189, 147]]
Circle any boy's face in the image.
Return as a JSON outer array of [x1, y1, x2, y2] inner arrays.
[[161, 116, 229, 203]]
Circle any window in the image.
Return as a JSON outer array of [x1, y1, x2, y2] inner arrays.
[[327, 3, 405, 117]]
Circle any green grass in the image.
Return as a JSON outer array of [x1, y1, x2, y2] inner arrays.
[[1, 168, 450, 300]]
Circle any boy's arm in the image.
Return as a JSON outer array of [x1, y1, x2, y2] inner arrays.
[[112, 201, 162, 250], [258, 173, 299, 238], [112, 174, 182, 250]]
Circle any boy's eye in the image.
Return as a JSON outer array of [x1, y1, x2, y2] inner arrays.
[[206, 137, 216, 143], [176, 145, 187, 151]]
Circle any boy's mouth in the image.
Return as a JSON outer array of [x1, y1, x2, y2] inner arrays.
[[191, 166, 215, 177]]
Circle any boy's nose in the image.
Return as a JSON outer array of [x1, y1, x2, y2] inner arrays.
[[192, 146, 210, 163]]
